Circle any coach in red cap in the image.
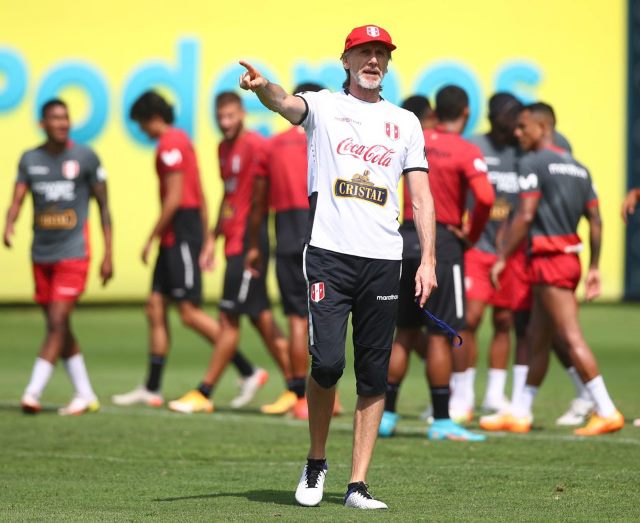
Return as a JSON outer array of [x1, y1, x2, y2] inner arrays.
[[238, 24, 437, 510]]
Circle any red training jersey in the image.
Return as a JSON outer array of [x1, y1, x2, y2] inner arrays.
[[424, 127, 494, 244], [155, 127, 204, 247], [218, 130, 268, 257], [266, 126, 309, 212]]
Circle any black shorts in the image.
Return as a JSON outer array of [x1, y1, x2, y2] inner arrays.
[[304, 245, 401, 396], [423, 224, 466, 333], [152, 240, 202, 305], [397, 256, 426, 329], [219, 254, 270, 319], [276, 253, 307, 317]]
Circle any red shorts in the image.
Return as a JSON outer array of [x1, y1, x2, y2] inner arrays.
[[464, 248, 511, 309], [530, 253, 581, 291], [506, 248, 533, 311], [33, 258, 89, 305]]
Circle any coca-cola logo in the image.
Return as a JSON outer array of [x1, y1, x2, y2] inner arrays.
[[336, 138, 395, 167]]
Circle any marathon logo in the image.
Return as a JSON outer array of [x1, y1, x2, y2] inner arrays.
[[376, 294, 398, 301], [334, 171, 388, 206], [35, 209, 77, 229], [549, 163, 588, 179]]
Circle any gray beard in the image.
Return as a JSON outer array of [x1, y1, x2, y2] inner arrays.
[[355, 72, 383, 90]]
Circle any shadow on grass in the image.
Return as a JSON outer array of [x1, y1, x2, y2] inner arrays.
[[154, 489, 344, 506]]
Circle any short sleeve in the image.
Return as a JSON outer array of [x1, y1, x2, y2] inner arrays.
[[158, 137, 186, 175], [295, 90, 326, 131], [16, 153, 29, 185], [460, 143, 488, 181], [517, 154, 542, 197], [86, 149, 107, 185], [402, 116, 428, 174]]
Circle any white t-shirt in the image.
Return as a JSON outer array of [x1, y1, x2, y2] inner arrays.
[[297, 89, 428, 260]]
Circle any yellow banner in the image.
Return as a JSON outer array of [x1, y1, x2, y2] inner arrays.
[[0, 0, 626, 301]]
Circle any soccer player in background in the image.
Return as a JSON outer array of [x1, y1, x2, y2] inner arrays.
[[114, 91, 265, 410], [3, 99, 112, 415], [240, 24, 437, 509], [245, 82, 346, 419], [379, 95, 436, 436], [168, 91, 292, 414], [483, 103, 624, 436], [417, 86, 495, 441]]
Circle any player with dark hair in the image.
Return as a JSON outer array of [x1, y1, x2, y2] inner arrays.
[[245, 82, 345, 419], [4, 99, 113, 415], [114, 90, 265, 410], [456, 93, 524, 418], [484, 102, 623, 436], [379, 94, 435, 436], [169, 91, 292, 414], [416, 85, 494, 441], [239, 24, 437, 509]]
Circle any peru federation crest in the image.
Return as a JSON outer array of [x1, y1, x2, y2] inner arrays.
[[385, 122, 399, 141], [310, 282, 325, 302]]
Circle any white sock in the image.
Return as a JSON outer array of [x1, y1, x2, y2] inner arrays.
[[464, 367, 476, 408], [25, 358, 55, 399], [585, 376, 616, 417], [484, 368, 507, 406], [63, 354, 96, 400], [566, 366, 592, 402], [512, 385, 538, 418], [449, 372, 467, 410], [511, 365, 529, 405]]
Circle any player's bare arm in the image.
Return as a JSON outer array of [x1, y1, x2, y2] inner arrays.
[[244, 176, 269, 277], [584, 203, 602, 301], [3, 182, 28, 248], [200, 197, 225, 271], [621, 187, 640, 224], [491, 195, 539, 288], [142, 171, 183, 264], [406, 170, 437, 307], [238, 61, 307, 125], [91, 181, 114, 285]]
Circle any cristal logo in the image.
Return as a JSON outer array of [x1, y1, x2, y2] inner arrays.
[[336, 138, 395, 167]]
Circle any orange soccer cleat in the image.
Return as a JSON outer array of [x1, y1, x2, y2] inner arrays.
[[574, 410, 624, 436], [479, 412, 532, 433]]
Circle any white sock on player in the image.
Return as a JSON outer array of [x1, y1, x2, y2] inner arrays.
[[25, 358, 55, 399], [511, 365, 529, 405], [465, 367, 476, 408], [484, 368, 507, 406], [63, 354, 96, 400], [584, 375, 616, 417], [566, 366, 592, 402], [449, 372, 467, 411], [512, 385, 538, 418]]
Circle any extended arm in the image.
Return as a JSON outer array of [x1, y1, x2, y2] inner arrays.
[[238, 61, 307, 125], [3, 182, 28, 248], [406, 170, 437, 307], [91, 181, 113, 285], [584, 203, 602, 301], [142, 172, 182, 264], [466, 175, 495, 244]]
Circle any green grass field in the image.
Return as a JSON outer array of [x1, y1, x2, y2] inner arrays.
[[1, 303, 639, 521]]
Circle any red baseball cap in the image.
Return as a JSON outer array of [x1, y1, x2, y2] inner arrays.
[[344, 25, 396, 53]]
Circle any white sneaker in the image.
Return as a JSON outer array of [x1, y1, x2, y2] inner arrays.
[[556, 398, 595, 426], [344, 482, 388, 509], [295, 461, 327, 507], [21, 393, 42, 414], [58, 396, 100, 416], [111, 386, 164, 407], [230, 368, 269, 408], [481, 395, 510, 413]]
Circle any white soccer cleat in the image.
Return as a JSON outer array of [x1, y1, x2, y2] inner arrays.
[[111, 386, 164, 407], [481, 395, 510, 413], [230, 368, 269, 408], [58, 396, 100, 416], [420, 404, 434, 424], [295, 461, 327, 507], [344, 482, 388, 510], [556, 398, 595, 426], [21, 393, 42, 414]]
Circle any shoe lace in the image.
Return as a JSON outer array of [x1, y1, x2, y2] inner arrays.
[[305, 465, 325, 488], [352, 482, 373, 500]]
